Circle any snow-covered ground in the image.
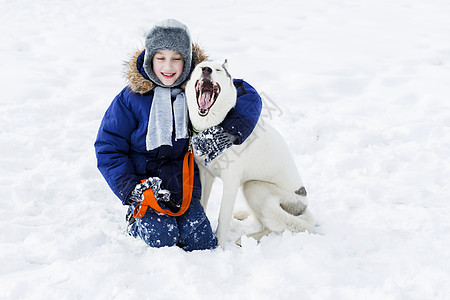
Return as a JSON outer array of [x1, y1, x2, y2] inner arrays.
[[1, 0, 450, 299]]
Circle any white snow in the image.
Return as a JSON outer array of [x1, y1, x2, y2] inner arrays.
[[1, 0, 450, 299]]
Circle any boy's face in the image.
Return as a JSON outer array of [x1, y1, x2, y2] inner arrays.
[[152, 49, 184, 86]]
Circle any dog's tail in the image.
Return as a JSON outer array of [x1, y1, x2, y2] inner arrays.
[[243, 181, 315, 233]]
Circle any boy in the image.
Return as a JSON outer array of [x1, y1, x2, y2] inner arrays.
[[95, 19, 262, 251]]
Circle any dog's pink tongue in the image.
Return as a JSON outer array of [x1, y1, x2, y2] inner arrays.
[[199, 91, 212, 109]]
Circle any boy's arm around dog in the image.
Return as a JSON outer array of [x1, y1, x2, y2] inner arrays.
[[220, 79, 262, 145]]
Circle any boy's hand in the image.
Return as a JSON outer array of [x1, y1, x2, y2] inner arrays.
[[191, 126, 235, 166], [128, 177, 180, 212]]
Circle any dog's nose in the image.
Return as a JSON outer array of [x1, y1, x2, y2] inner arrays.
[[202, 67, 212, 77]]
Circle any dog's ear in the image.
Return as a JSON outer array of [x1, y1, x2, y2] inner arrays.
[[222, 59, 228, 70], [222, 59, 232, 79]]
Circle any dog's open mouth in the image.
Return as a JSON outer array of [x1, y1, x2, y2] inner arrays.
[[195, 78, 221, 116]]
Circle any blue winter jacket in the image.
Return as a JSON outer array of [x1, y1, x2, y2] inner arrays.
[[95, 47, 262, 206]]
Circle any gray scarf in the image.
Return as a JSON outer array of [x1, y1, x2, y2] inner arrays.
[[146, 87, 189, 151]]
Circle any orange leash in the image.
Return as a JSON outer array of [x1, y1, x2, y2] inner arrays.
[[133, 150, 194, 218]]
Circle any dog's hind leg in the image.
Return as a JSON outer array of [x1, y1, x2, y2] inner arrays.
[[243, 180, 315, 234]]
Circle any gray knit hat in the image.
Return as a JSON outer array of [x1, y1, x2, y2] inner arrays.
[[143, 19, 192, 87]]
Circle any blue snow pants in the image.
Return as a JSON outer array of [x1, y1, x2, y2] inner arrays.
[[128, 198, 218, 251]]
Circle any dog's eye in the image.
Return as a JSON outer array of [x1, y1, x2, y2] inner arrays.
[[215, 69, 222, 72]]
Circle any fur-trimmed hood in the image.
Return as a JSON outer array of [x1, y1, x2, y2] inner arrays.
[[125, 43, 208, 94]]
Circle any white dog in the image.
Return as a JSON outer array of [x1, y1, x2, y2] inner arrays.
[[185, 60, 315, 246]]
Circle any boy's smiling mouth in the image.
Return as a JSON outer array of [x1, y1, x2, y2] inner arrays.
[[161, 72, 176, 79]]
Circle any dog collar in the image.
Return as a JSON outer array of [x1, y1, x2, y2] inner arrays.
[[192, 125, 202, 134]]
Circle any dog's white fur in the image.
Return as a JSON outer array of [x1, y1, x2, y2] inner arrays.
[[186, 61, 315, 246]]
